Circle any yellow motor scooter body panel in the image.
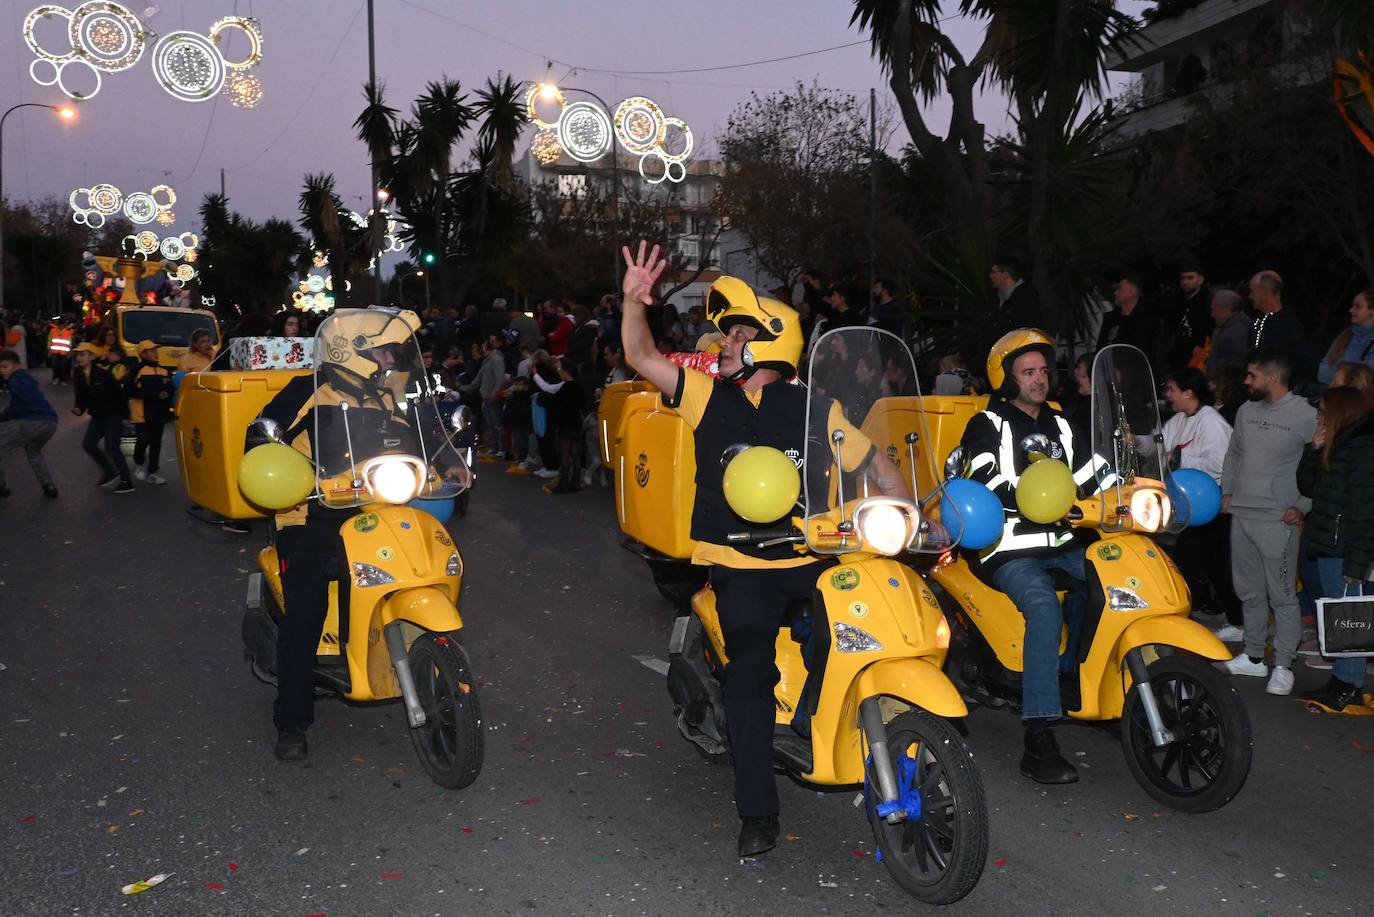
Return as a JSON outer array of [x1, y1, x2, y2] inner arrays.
[[598, 380, 656, 467], [860, 395, 989, 498], [615, 390, 698, 559], [932, 556, 1039, 673], [174, 369, 310, 520]]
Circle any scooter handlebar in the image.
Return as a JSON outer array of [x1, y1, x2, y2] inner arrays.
[[726, 527, 802, 545]]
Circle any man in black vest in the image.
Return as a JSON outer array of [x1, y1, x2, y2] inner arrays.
[[619, 242, 905, 858]]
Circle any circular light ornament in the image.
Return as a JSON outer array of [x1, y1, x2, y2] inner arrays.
[[134, 230, 159, 254], [182, 249, 198, 263], [70, 2, 146, 72], [89, 183, 123, 214], [175, 263, 196, 282], [69, 187, 93, 212], [159, 236, 185, 260], [613, 96, 666, 155], [155, 209, 175, 225], [208, 16, 262, 69], [75, 210, 105, 228], [557, 101, 613, 163], [660, 117, 694, 164], [123, 191, 157, 224], [525, 83, 565, 130], [226, 69, 263, 109], [307, 274, 326, 294], [178, 231, 198, 250], [638, 151, 669, 185], [531, 128, 562, 165], [149, 183, 176, 210], [23, 6, 79, 63], [152, 31, 226, 102]]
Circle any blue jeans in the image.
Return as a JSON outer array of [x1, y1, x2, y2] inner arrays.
[[1314, 556, 1369, 688], [991, 545, 1090, 722]]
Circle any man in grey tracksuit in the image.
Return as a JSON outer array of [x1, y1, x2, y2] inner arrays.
[[1220, 350, 1317, 695]]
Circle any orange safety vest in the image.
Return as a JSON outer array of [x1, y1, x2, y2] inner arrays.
[[49, 325, 73, 355]]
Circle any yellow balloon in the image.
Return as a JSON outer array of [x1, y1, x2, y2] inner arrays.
[[238, 443, 315, 511], [722, 446, 801, 524], [1015, 458, 1076, 524]]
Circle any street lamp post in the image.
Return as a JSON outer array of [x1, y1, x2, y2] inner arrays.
[[539, 83, 621, 295], [0, 103, 75, 313], [399, 267, 430, 311]]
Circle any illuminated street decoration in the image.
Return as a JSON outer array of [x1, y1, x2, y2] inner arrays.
[[24, 4, 266, 104], [532, 83, 692, 183], [531, 128, 562, 165], [71, 181, 177, 226], [557, 101, 613, 163], [122, 191, 157, 223]]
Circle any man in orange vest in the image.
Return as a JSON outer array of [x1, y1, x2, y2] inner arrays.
[[48, 318, 74, 385]]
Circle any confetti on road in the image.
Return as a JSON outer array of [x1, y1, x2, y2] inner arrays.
[[1152, 885, 1167, 892], [381, 872, 403, 879], [55, 867, 76, 877], [1123, 813, 1140, 821], [227, 862, 239, 871], [206, 882, 224, 890], [1352, 741, 1374, 753], [519, 798, 542, 805], [461, 827, 473, 833], [19, 815, 35, 825], [121, 873, 172, 895], [994, 859, 1008, 867], [295, 848, 309, 856]]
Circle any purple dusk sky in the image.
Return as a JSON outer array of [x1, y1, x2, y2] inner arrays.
[[2, 0, 1150, 236]]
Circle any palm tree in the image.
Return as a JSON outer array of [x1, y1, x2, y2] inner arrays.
[[298, 173, 368, 309]]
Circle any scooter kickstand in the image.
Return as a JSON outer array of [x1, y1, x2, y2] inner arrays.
[[860, 698, 905, 824], [1124, 647, 1175, 747], [384, 622, 428, 729]]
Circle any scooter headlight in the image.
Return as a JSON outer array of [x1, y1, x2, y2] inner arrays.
[[1129, 487, 1171, 534], [853, 498, 920, 556], [362, 455, 425, 505]]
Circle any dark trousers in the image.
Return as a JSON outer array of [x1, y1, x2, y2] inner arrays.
[[134, 419, 166, 473], [709, 561, 827, 819], [555, 431, 581, 491], [82, 415, 130, 482], [274, 519, 345, 731], [50, 355, 70, 383], [1166, 515, 1241, 625]]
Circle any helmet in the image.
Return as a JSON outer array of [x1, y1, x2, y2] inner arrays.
[[987, 328, 1055, 399], [705, 276, 802, 377], [317, 307, 421, 383]]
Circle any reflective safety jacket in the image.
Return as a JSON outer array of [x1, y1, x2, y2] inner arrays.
[[48, 325, 73, 355], [960, 397, 1104, 577]]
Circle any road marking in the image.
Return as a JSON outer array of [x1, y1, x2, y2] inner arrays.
[[633, 654, 669, 676]]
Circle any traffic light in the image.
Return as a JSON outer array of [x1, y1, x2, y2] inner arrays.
[[422, 252, 436, 265]]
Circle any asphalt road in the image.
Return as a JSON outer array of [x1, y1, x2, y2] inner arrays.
[[2, 371, 1372, 917]]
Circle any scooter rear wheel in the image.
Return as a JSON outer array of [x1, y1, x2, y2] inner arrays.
[[864, 710, 988, 905], [407, 633, 484, 789], [1120, 654, 1252, 812]]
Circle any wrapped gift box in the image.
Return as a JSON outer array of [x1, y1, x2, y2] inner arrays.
[[227, 336, 316, 371]]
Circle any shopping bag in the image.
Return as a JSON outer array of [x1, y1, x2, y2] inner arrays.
[[1316, 584, 1374, 657], [531, 399, 547, 439]]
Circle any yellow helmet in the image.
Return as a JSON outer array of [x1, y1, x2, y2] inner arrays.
[[987, 327, 1055, 398], [316, 307, 421, 383], [705, 275, 802, 377]]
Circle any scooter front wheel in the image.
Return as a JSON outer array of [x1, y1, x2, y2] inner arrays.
[[407, 633, 484, 789], [864, 710, 988, 905], [1121, 654, 1252, 812]]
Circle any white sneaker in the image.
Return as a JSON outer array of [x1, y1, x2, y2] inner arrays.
[[146, 473, 168, 485], [1266, 666, 1294, 695], [1213, 624, 1244, 642], [1223, 653, 1268, 677], [580, 469, 595, 488], [535, 468, 559, 479], [133, 466, 147, 482]]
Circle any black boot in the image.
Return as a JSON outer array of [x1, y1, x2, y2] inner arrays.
[[274, 727, 308, 761], [1020, 725, 1078, 784], [1300, 676, 1363, 712], [738, 815, 779, 857]]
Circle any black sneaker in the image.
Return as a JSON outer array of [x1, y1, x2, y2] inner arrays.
[[113, 480, 135, 494], [274, 727, 308, 761], [1020, 725, 1079, 784], [738, 814, 779, 858], [96, 473, 118, 488], [42, 484, 58, 499], [1300, 676, 1363, 712]]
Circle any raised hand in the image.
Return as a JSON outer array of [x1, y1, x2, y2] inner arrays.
[[621, 240, 667, 307]]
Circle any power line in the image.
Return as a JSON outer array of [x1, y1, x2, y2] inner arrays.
[[566, 40, 869, 76]]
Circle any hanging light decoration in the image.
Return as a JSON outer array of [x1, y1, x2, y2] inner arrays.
[[225, 68, 262, 108], [531, 128, 563, 165]]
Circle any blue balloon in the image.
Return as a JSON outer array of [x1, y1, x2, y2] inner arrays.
[[409, 495, 456, 525], [1167, 469, 1222, 527], [940, 479, 1004, 550]]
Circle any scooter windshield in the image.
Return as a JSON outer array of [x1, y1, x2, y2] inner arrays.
[[802, 326, 956, 555], [312, 307, 471, 508], [1089, 344, 1167, 528]]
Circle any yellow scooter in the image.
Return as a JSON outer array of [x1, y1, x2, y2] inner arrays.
[[239, 308, 483, 789], [919, 344, 1252, 812], [668, 327, 988, 904]]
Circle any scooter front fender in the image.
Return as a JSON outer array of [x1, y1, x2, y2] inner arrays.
[[1116, 615, 1230, 664], [379, 585, 464, 633], [854, 657, 968, 719]]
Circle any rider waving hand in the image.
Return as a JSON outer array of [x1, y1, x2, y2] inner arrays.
[[619, 242, 904, 858]]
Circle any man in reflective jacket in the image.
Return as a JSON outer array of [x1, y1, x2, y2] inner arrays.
[[960, 329, 1104, 784]]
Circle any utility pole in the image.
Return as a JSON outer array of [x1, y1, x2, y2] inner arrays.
[[220, 167, 225, 198], [366, 0, 382, 304], [868, 87, 877, 316]]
